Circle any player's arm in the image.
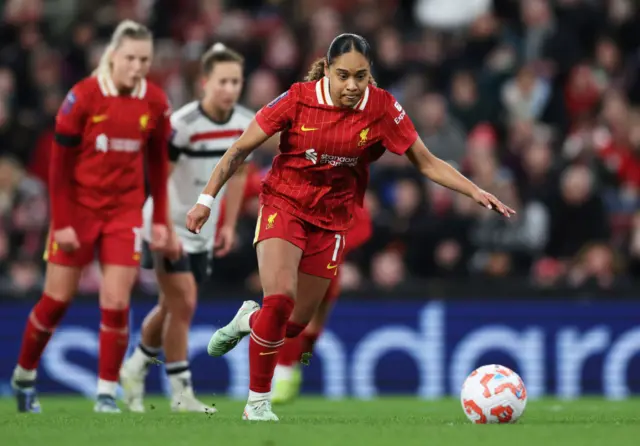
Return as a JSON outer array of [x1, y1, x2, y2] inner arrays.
[[381, 94, 515, 218], [199, 120, 267, 200], [200, 88, 295, 200], [188, 87, 297, 234], [146, 97, 171, 227], [221, 161, 248, 228], [50, 88, 86, 231], [406, 138, 515, 217]]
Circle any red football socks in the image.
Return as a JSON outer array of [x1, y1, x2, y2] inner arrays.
[[277, 329, 322, 367], [17, 293, 70, 370], [300, 332, 320, 356], [98, 307, 129, 382], [278, 335, 303, 366], [249, 294, 294, 393]]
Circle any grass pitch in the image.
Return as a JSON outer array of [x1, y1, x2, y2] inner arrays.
[[1, 396, 639, 446]]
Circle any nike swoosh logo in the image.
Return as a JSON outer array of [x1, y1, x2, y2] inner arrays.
[[92, 115, 108, 123], [259, 351, 278, 356], [327, 263, 338, 270], [301, 125, 318, 132]]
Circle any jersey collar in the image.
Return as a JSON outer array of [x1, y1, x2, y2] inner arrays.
[[98, 73, 147, 99], [315, 76, 369, 111]]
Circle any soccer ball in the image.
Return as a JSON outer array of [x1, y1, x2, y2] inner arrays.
[[460, 364, 527, 424]]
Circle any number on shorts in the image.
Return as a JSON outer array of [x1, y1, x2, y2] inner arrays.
[[132, 227, 142, 253], [332, 234, 345, 262]]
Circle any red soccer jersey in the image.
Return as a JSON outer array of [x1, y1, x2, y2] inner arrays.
[[51, 74, 170, 229], [255, 77, 418, 231]]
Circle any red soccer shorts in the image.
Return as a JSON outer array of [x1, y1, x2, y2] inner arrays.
[[253, 205, 346, 280], [44, 206, 143, 267]]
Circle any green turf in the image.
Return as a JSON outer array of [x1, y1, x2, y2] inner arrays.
[[2, 396, 640, 446]]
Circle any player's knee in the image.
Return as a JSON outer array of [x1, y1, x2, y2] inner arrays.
[[43, 265, 80, 302], [162, 279, 197, 321], [99, 287, 130, 310], [263, 270, 297, 300], [171, 291, 197, 322]]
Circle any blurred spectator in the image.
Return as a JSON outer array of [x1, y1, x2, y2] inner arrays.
[[546, 165, 610, 259], [565, 243, 623, 290], [417, 93, 467, 165]]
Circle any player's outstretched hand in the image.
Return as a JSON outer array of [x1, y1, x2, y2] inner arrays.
[[186, 204, 211, 234], [214, 225, 236, 258], [150, 224, 169, 251], [471, 188, 516, 218], [53, 227, 80, 252]]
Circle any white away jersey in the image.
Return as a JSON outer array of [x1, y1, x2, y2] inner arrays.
[[143, 101, 254, 253]]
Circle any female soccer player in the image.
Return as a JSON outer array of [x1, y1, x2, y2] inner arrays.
[[120, 44, 253, 413], [272, 203, 372, 404], [187, 33, 515, 421], [11, 20, 171, 413]]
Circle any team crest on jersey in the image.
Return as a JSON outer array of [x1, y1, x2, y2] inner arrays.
[[61, 91, 76, 115], [358, 128, 370, 146], [266, 212, 278, 229], [140, 114, 149, 131], [268, 91, 288, 108]]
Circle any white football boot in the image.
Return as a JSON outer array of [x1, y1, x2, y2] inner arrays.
[[207, 300, 260, 357], [119, 360, 147, 413], [242, 400, 279, 421]]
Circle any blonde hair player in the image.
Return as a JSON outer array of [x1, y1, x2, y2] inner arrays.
[[120, 43, 255, 413], [11, 20, 172, 413]]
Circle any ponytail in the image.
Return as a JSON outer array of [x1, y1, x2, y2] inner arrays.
[[304, 57, 377, 86], [92, 20, 152, 77], [304, 58, 326, 82]]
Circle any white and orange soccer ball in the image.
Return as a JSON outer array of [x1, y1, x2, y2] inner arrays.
[[460, 364, 528, 424]]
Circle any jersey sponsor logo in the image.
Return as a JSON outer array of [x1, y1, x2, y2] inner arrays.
[[139, 114, 149, 131], [305, 148, 318, 164], [305, 148, 358, 167], [358, 128, 370, 146], [95, 133, 142, 153], [301, 125, 318, 132], [393, 101, 406, 124], [327, 263, 339, 270], [394, 109, 406, 125], [266, 212, 278, 230], [96, 134, 108, 152], [91, 114, 108, 123], [320, 154, 359, 167], [267, 91, 288, 108], [61, 91, 76, 115]]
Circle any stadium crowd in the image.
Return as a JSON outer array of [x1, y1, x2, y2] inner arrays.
[[1, 0, 639, 296]]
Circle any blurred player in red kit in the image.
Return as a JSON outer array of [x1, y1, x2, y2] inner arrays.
[[187, 33, 515, 421], [10, 20, 171, 414]]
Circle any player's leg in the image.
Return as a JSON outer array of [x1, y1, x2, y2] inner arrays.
[[95, 213, 143, 413], [157, 252, 213, 413], [120, 241, 167, 412], [94, 264, 137, 413], [207, 206, 306, 421], [11, 228, 93, 413], [273, 277, 340, 404], [120, 302, 166, 411], [299, 278, 340, 360]]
